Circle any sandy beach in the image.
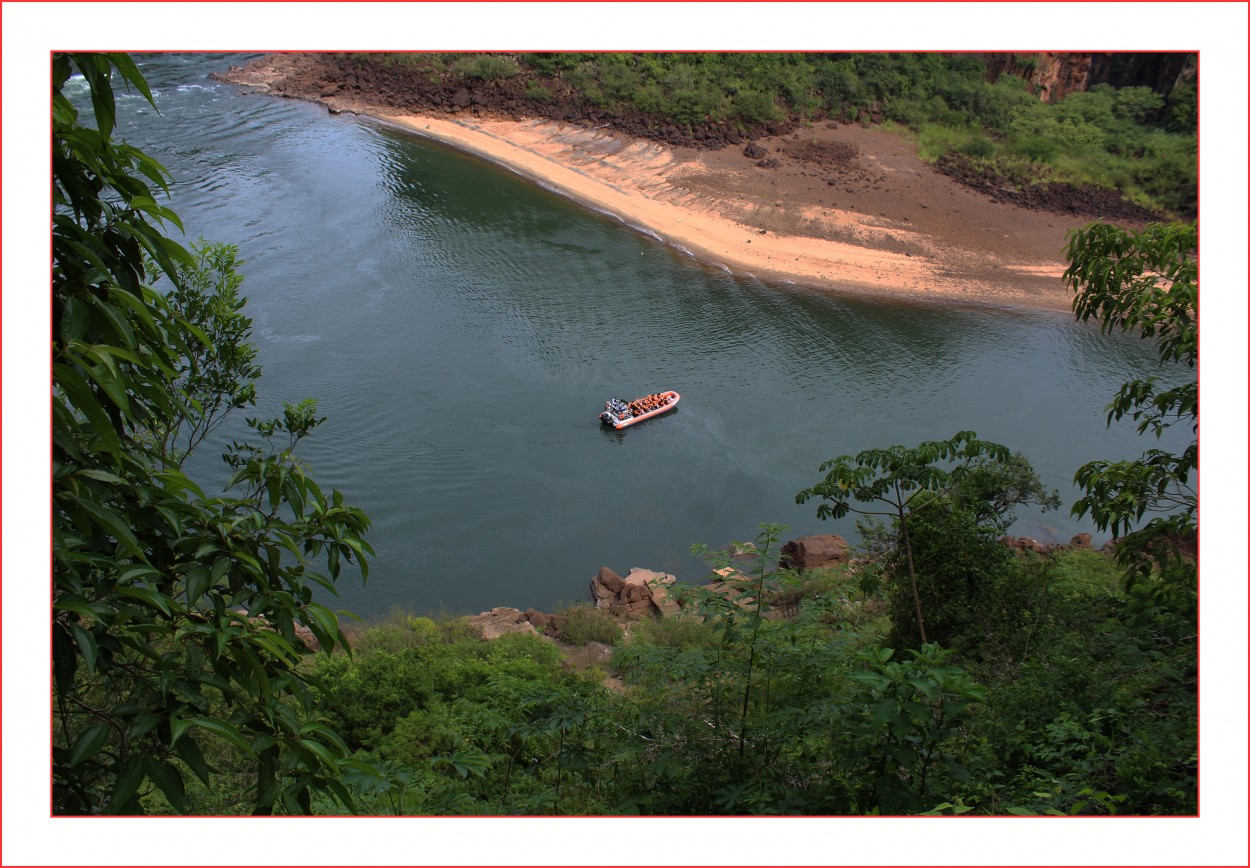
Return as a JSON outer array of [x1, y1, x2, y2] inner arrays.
[[222, 57, 1096, 312]]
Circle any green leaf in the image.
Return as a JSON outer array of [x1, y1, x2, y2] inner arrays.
[[173, 733, 213, 787], [53, 622, 79, 695], [76, 499, 144, 558], [105, 754, 147, 815], [143, 757, 187, 813], [69, 722, 111, 768], [114, 585, 173, 617], [299, 738, 341, 770], [185, 565, 210, 607], [187, 718, 252, 753], [70, 623, 97, 674], [301, 602, 339, 653]]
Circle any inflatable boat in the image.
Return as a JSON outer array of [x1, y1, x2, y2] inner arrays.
[[599, 391, 680, 429]]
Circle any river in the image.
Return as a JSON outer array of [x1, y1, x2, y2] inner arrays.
[[78, 53, 1186, 617]]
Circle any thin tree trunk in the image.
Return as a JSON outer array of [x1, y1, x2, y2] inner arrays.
[[897, 505, 927, 644]]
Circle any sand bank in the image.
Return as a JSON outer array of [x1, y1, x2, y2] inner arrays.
[[375, 112, 1076, 311]]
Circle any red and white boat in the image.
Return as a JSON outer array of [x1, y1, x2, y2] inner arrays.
[[599, 391, 680, 429]]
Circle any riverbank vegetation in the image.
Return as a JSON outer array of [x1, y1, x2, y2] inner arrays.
[[52, 53, 1196, 816], [358, 51, 1196, 218]]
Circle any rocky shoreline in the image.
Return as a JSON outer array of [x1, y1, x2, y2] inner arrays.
[[459, 530, 1108, 648], [213, 53, 1163, 312]]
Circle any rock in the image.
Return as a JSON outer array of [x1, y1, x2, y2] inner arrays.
[[1069, 533, 1093, 549], [779, 535, 850, 572], [293, 621, 320, 652], [450, 87, 471, 108], [580, 641, 615, 666], [1000, 535, 1055, 555], [524, 609, 552, 631], [467, 607, 538, 640], [743, 141, 769, 160], [590, 566, 626, 603], [596, 566, 625, 593], [591, 567, 677, 618]]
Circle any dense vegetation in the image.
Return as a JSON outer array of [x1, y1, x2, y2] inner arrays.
[[368, 51, 1196, 217], [52, 54, 1196, 816]]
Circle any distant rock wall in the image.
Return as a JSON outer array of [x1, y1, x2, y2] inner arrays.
[[981, 52, 1196, 104]]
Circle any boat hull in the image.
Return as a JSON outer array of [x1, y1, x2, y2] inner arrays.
[[600, 391, 680, 429]]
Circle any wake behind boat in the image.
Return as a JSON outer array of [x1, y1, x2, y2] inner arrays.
[[599, 391, 680, 429]]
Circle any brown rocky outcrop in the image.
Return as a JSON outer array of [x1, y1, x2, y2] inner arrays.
[[590, 566, 679, 618], [1000, 532, 1106, 557], [982, 52, 1196, 105], [467, 606, 540, 640], [779, 534, 850, 572], [1000, 535, 1055, 555]]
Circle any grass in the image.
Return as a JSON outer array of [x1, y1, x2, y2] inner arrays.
[[556, 604, 622, 646]]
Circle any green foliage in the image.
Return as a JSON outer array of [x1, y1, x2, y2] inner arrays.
[[626, 610, 720, 650], [796, 432, 1028, 644], [451, 54, 520, 83], [1064, 221, 1196, 596], [149, 239, 260, 466], [524, 81, 552, 103], [882, 498, 1017, 651], [556, 604, 621, 646], [53, 53, 372, 815], [844, 644, 986, 813]]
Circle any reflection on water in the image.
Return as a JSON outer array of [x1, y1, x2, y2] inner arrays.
[[118, 55, 1187, 617]]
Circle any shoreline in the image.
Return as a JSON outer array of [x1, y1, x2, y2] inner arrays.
[[372, 112, 1075, 313], [218, 55, 1100, 314]]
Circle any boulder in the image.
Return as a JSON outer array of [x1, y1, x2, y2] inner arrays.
[[590, 566, 626, 603], [1069, 533, 1093, 549], [1000, 535, 1055, 555], [591, 567, 677, 618], [467, 607, 539, 640], [743, 141, 769, 160], [524, 609, 552, 632], [597, 566, 625, 593], [779, 535, 850, 572], [450, 87, 471, 108]]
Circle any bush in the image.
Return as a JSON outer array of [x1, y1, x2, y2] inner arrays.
[[958, 136, 996, 158], [629, 612, 718, 650], [1014, 134, 1059, 163], [452, 54, 520, 82], [557, 604, 621, 646]]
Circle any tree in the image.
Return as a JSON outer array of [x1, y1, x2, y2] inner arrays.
[[150, 239, 261, 466], [1063, 221, 1196, 592], [795, 432, 1051, 644], [53, 53, 372, 814]]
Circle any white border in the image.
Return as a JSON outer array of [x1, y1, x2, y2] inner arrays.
[[5, 3, 1246, 866]]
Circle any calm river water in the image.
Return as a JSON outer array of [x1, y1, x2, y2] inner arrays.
[[84, 54, 1185, 617]]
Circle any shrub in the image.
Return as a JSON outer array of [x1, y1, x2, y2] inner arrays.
[[525, 82, 552, 103], [452, 54, 520, 82], [1014, 134, 1059, 163], [557, 604, 622, 646], [958, 136, 996, 158], [629, 612, 718, 650]]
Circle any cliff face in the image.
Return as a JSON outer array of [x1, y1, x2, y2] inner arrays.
[[981, 52, 1196, 103]]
